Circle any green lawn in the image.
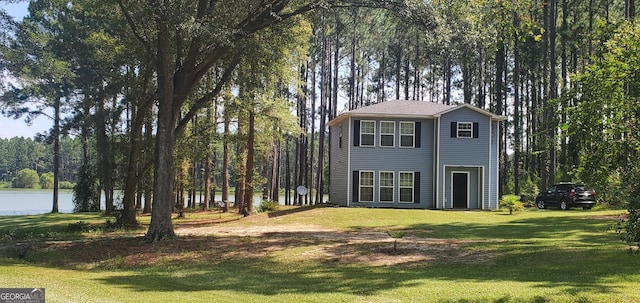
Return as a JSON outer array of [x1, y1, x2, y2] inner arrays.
[[1, 207, 638, 303]]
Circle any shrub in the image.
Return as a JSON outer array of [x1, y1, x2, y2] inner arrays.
[[617, 199, 640, 253], [12, 168, 40, 188], [67, 221, 90, 232], [74, 163, 101, 211], [259, 200, 279, 212], [500, 195, 524, 215], [387, 231, 406, 252], [40, 172, 54, 189], [59, 181, 75, 189]]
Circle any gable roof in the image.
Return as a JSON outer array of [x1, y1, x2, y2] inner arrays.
[[434, 103, 507, 121], [328, 100, 506, 126]]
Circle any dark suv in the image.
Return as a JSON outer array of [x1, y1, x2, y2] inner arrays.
[[535, 183, 597, 210]]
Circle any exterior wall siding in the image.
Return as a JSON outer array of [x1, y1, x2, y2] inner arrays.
[[438, 108, 494, 209], [329, 119, 350, 206], [443, 166, 482, 208], [489, 120, 500, 209], [349, 118, 435, 208], [329, 104, 502, 210]]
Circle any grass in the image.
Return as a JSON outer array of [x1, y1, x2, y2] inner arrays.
[[1, 206, 639, 303]]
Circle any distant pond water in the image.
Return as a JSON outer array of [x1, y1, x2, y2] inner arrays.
[[0, 189, 311, 216], [0, 189, 76, 215]]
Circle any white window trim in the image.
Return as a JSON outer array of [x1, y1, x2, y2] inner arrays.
[[399, 171, 414, 203], [379, 171, 395, 202], [457, 122, 473, 138], [360, 120, 376, 147], [399, 121, 415, 148], [359, 170, 375, 202], [380, 121, 395, 148]]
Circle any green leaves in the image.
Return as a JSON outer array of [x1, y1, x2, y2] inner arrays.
[[570, 21, 640, 205]]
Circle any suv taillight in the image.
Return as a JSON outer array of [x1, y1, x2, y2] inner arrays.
[[570, 189, 576, 197]]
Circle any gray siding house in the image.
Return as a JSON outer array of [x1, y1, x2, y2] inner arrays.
[[328, 100, 506, 210]]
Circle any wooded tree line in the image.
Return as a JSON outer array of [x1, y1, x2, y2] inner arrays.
[[0, 136, 81, 184], [1, 0, 638, 241]]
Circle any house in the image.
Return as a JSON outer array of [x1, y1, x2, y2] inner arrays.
[[328, 100, 506, 210]]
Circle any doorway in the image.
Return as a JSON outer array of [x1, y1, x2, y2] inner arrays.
[[453, 172, 468, 208]]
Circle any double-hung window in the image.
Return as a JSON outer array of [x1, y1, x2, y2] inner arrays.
[[457, 122, 473, 138], [400, 122, 415, 148], [360, 121, 375, 147], [379, 172, 394, 202], [380, 121, 395, 147], [359, 171, 374, 202], [399, 172, 414, 203]]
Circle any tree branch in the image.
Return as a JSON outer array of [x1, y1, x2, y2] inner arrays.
[[176, 54, 241, 135], [118, 0, 150, 50]]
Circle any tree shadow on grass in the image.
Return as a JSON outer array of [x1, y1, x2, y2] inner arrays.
[[96, 257, 424, 296], [394, 214, 620, 244], [26, 230, 631, 299], [4, 211, 638, 300]]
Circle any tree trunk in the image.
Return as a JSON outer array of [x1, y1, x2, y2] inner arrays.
[[144, 14, 177, 242], [142, 118, 153, 214], [51, 95, 60, 213], [96, 101, 113, 216], [395, 42, 401, 100], [513, 12, 521, 195], [119, 104, 143, 226], [285, 136, 292, 206], [404, 39, 410, 100], [270, 141, 280, 202], [222, 104, 230, 212], [444, 57, 452, 105], [546, 0, 558, 188], [495, 39, 506, 197], [236, 111, 248, 214], [349, 8, 357, 109], [203, 105, 212, 211], [242, 111, 256, 216]]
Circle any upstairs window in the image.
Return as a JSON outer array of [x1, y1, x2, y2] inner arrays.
[[457, 122, 473, 138], [380, 121, 395, 147], [360, 121, 375, 146], [400, 122, 415, 147], [451, 122, 479, 138]]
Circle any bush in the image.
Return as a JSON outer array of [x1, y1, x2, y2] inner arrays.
[[59, 181, 75, 189], [258, 200, 279, 212], [617, 199, 640, 253], [67, 221, 90, 232], [12, 168, 40, 188], [40, 172, 54, 189], [500, 195, 524, 215]]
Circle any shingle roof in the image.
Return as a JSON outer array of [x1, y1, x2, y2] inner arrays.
[[346, 100, 453, 116], [328, 100, 506, 126]]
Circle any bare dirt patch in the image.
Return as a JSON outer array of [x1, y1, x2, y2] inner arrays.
[[173, 223, 499, 267], [6, 214, 499, 269]]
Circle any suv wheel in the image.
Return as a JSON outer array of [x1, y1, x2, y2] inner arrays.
[[537, 200, 546, 209], [560, 200, 569, 210]]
